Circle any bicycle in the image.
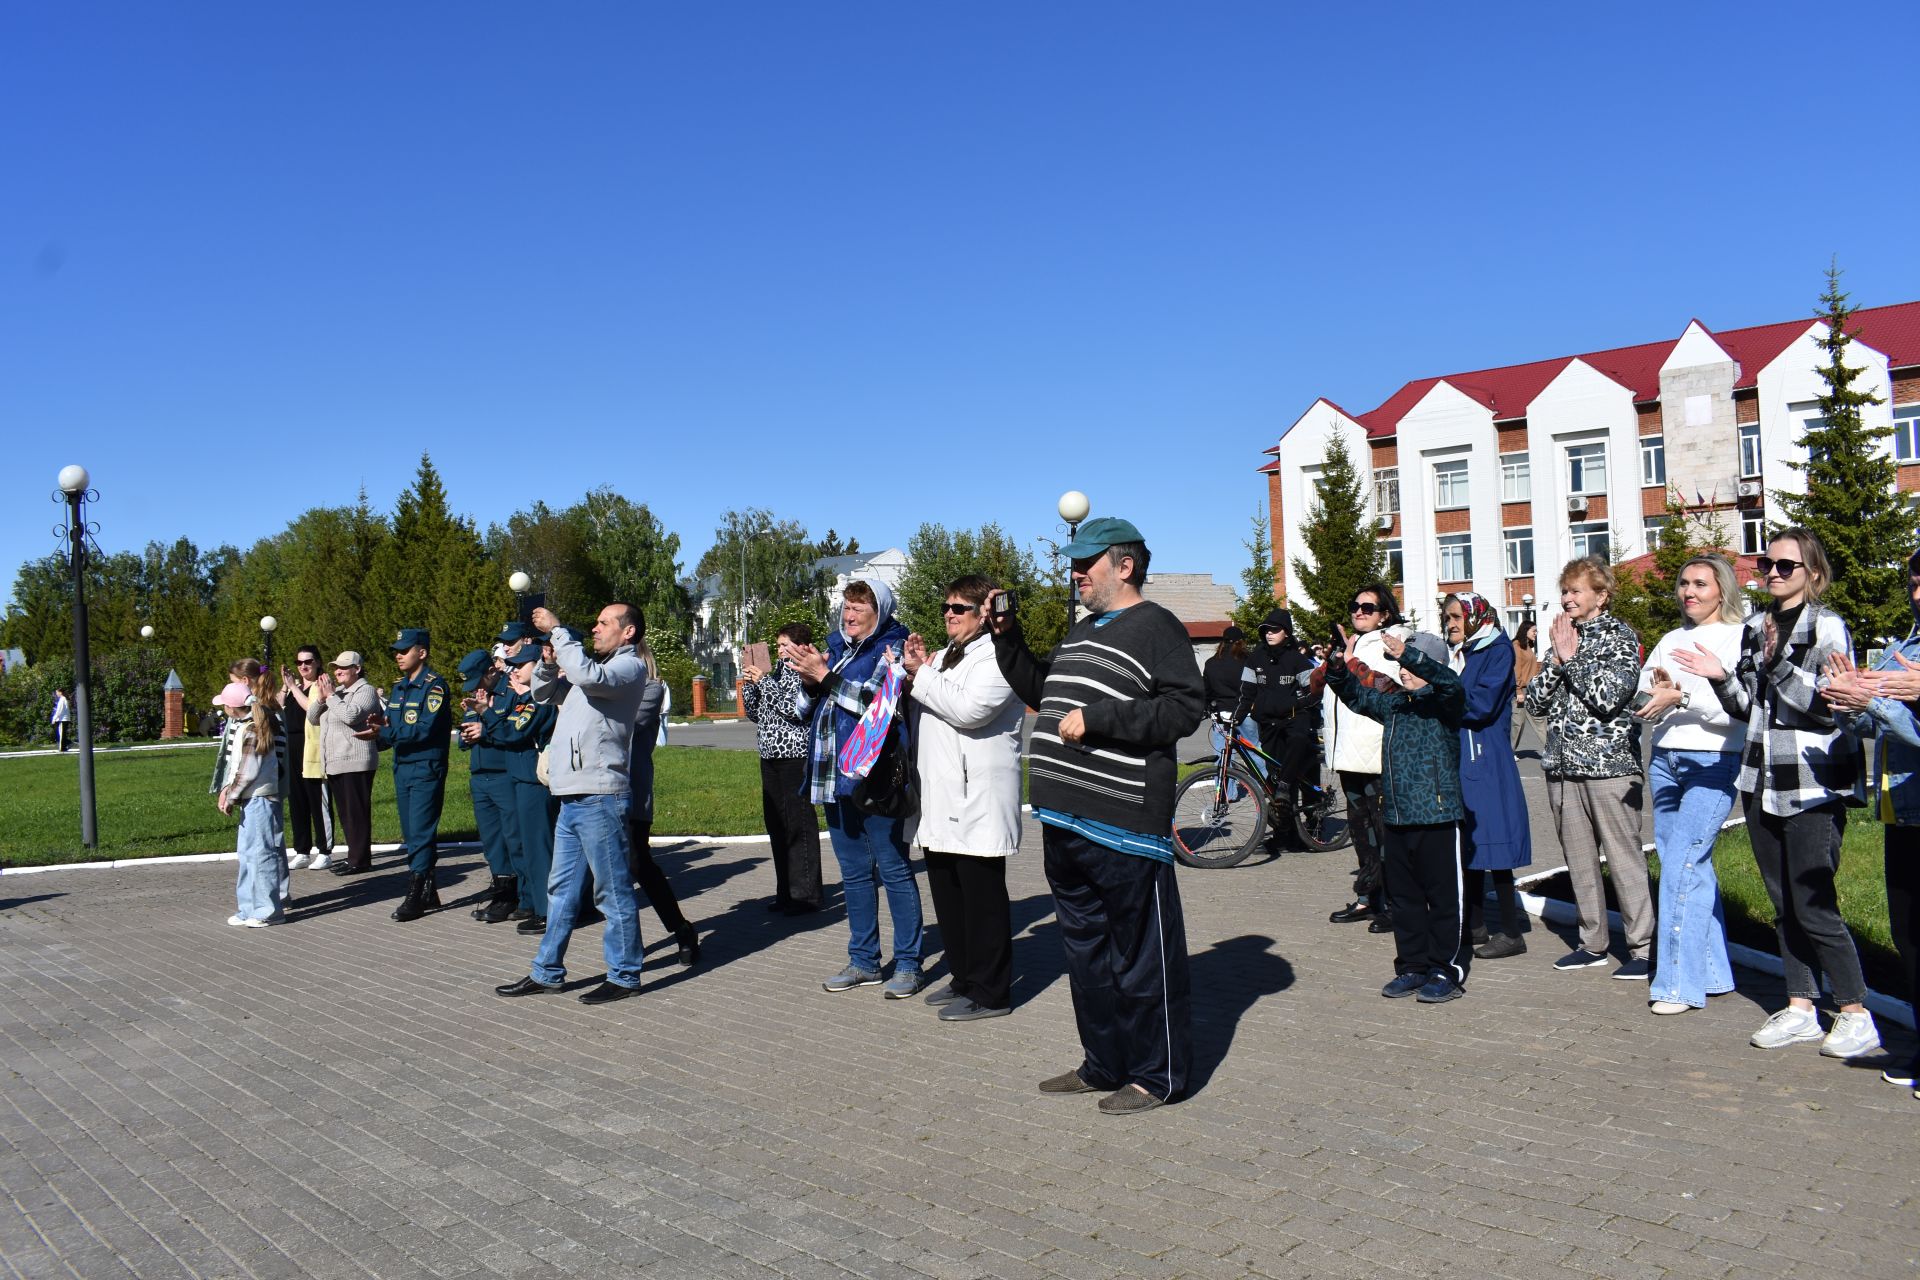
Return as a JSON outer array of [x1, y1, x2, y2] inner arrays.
[[1171, 680, 1350, 868]]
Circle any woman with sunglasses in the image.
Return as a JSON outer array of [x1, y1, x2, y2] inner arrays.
[[1674, 529, 1878, 1060], [1632, 556, 1748, 1015], [1322, 583, 1411, 931]]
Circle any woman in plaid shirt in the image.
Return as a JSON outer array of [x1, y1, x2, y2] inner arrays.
[[1676, 528, 1877, 1061]]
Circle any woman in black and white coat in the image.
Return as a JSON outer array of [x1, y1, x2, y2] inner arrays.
[[902, 575, 1026, 1022], [1675, 527, 1878, 1061]]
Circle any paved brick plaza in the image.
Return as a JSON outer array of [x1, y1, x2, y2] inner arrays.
[[2, 836, 1916, 1280]]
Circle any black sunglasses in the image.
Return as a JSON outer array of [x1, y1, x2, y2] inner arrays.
[[941, 603, 979, 615], [1349, 601, 1381, 616], [1756, 557, 1804, 579]]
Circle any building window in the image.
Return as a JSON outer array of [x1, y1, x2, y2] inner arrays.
[[1566, 443, 1607, 495], [1501, 452, 1531, 502], [1640, 436, 1666, 487], [1373, 467, 1400, 515], [1433, 458, 1470, 510], [1437, 533, 1472, 580], [1739, 421, 1762, 478], [1570, 520, 1610, 560], [1644, 515, 1669, 551], [1382, 538, 1403, 584], [1504, 527, 1534, 577], [1894, 405, 1920, 463], [1741, 512, 1766, 555]]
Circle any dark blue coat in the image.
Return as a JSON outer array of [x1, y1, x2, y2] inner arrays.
[[1455, 635, 1532, 871]]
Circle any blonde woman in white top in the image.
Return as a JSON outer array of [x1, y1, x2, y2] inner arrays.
[[902, 575, 1026, 1021], [1632, 555, 1748, 1013]]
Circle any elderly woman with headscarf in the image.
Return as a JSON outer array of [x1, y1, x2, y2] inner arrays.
[[784, 578, 921, 999], [1441, 593, 1532, 961]]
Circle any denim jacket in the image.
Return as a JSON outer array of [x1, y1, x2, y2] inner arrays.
[[1839, 628, 1920, 826]]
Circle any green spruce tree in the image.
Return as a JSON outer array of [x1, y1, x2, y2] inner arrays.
[[1287, 430, 1386, 641], [1230, 506, 1280, 636], [1775, 263, 1909, 644]]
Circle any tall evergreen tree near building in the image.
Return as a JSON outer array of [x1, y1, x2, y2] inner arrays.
[[1287, 430, 1386, 641], [1230, 505, 1279, 636], [1775, 264, 1909, 644]]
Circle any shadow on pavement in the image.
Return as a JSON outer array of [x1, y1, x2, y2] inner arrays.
[[0, 892, 65, 912], [1189, 933, 1294, 1096]]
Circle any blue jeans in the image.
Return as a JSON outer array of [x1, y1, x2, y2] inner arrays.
[[1648, 748, 1739, 1007], [825, 802, 922, 975], [235, 796, 287, 921], [532, 793, 643, 988]]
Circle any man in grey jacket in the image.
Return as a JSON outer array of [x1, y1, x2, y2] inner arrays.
[[495, 604, 650, 1006]]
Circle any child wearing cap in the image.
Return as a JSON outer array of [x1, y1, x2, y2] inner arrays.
[[1323, 626, 1471, 1002], [211, 663, 290, 927]]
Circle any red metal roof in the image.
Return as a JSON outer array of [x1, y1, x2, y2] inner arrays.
[[1342, 301, 1920, 440]]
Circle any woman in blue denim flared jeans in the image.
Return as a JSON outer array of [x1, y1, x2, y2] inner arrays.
[[1633, 556, 1748, 1013]]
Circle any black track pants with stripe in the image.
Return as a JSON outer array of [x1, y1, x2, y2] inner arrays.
[[1383, 820, 1470, 984], [1043, 825, 1192, 1101]]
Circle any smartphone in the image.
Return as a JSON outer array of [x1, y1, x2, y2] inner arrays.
[[1629, 690, 1655, 712], [992, 591, 1016, 617]]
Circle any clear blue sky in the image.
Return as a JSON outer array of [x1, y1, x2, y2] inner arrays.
[[5, 3, 1917, 610]]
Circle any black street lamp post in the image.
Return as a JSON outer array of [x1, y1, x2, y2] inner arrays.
[[1058, 490, 1089, 630], [56, 464, 98, 848]]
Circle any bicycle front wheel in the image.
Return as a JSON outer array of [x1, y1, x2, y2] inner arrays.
[[1291, 765, 1352, 853], [1171, 766, 1267, 868]]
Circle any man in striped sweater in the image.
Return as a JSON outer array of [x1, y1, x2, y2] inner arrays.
[[990, 517, 1205, 1115]]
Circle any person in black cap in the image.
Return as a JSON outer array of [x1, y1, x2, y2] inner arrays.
[[494, 643, 558, 929], [1249, 607, 1324, 852], [457, 647, 524, 924], [362, 627, 453, 921], [989, 515, 1204, 1115]]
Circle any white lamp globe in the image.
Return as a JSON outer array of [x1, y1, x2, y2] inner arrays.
[[140, 625, 154, 639], [259, 615, 278, 634], [57, 465, 90, 494], [509, 571, 532, 593], [1057, 490, 1090, 524]]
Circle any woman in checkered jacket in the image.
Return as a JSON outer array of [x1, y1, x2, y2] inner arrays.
[[1675, 528, 1878, 1062]]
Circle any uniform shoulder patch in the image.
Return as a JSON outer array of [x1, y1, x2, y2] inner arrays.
[[426, 689, 445, 714], [512, 709, 533, 730], [405, 708, 420, 725]]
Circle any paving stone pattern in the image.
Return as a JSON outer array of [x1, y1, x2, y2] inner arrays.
[[1, 834, 1915, 1279]]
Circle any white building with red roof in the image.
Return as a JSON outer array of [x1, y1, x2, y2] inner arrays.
[[1260, 301, 1920, 627]]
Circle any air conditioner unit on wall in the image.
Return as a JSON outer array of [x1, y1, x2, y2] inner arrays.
[[1375, 514, 1393, 530], [1566, 495, 1588, 514], [1737, 480, 1762, 498]]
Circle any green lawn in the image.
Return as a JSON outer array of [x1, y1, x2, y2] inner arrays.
[[0, 747, 775, 867]]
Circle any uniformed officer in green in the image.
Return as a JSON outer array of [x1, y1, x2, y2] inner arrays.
[[374, 627, 453, 922], [458, 647, 524, 924], [495, 643, 558, 929]]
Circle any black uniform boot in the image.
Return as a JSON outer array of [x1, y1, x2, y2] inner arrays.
[[474, 875, 518, 923], [392, 873, 436, 922]]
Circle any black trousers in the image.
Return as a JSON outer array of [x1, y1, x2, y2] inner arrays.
[[1887, 826, 1920, 1024], [1383, 821, 1469, 983], [1339, 770, 1387, 910], [1043, 825, 1191, 1101], [626, 817, 692, 936], [328, 770, 375, 871], [924, 850, 1012, 1009], [1463, 867, 1522, 937], [286, 774, 332, 858], [1745, 796, 1867, 1006], [760, 756, 822, 908]]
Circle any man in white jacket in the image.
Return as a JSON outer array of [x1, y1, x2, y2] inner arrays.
[[902, 576, 1027, 1022], [1322, 582, 1412, 931]]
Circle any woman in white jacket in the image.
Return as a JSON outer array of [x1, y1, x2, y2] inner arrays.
[[1321, 582, 1412, 931], [902, 575, 1026, 1022]]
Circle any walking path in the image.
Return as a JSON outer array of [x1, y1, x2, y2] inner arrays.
[[2, 831, 1915, 1279]]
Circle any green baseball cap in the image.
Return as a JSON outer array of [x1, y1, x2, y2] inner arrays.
[[1061, 516, 1145, 559]]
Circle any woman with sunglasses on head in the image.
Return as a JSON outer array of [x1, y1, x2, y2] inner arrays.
[[1632, 556, 1748, 1015], [1321, 583, 1411, 931], [1674, 529, 1877, 1060]]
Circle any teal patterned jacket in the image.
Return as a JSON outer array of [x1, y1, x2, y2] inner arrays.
[[1324, 646, 1466, 826]]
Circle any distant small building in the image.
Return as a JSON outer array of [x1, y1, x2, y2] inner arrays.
[[1140, 572, 1238, 674], [0, 648, 25, 676], [684, 546, 913, 691]]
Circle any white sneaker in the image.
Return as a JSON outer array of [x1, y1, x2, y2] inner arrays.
[[241, 917, 272, 929], [1751, 1006, 1824, 1049], [307, 854, 331, 871], [226, 914, 247, 927], [287, 853, 310, 870], [1819, 1010, 1881, 1059]]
